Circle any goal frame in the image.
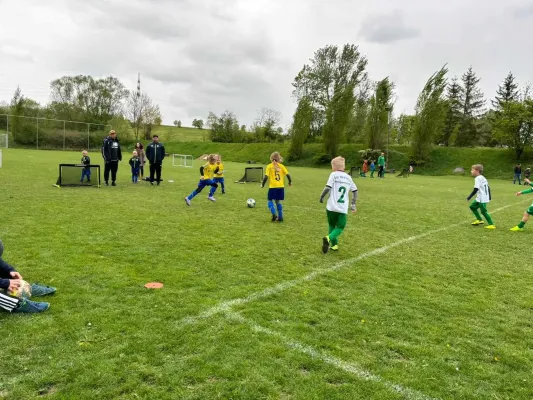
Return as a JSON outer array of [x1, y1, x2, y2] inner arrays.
[[58, 163, 101, 187], [0, 133, 8, 149], [235, 167, 264, 183], [172, 154, 193, 167]]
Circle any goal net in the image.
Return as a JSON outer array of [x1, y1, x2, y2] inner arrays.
[[173, 154, 193, 167], [57, 164, 101, 187], [235, 167, 264, 183], [349, 166, 360, 177], [0, 134, 7, 149]]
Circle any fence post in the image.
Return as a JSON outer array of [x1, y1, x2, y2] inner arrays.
[[36, 118, 39, 150], [63, 120, 66, 150], [87, 125, 90, 151]]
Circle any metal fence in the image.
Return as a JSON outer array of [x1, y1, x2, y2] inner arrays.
[[0, 114, 112, 151]]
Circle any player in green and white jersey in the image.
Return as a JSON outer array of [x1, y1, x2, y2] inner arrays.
[[510, 178, 533, 231], [467, 164, 495, 229]]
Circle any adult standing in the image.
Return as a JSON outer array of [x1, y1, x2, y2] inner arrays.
[[377, 152, 386, 178], [101, 130, 122, 186], [135, 142, 146, 180], [514, 164, 522, 185], [146, 135, 166, 185]]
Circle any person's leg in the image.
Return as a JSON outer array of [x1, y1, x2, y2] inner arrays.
[[211, 178, 219, 196], [511, 206, 533, 230], [0, 292, 20, 312], [104, 163, 110, 184], [469, 201, 483, 223], [329, 212, 347, 246], [479, 203, 494, 226], [111, 161, 118, 184], [156, 163, 162, 185], [149, 163, 155, 183], [140, 165, 144, 179], [267, 189, 277, 220], [208, 180, 218, 199], [323, 210, 338, 253], [187, 181, 206, 201], [220, 178, 225, 193], [275, 200, 283, 221]]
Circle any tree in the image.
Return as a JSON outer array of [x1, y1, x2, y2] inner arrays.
[[207, 111, 240, 142], [364, 78, 394, 150], [395, 114, 416, 144], [253, 108, 282, 143], [173, 120, 182, 128], [455, 67, 485, 147], [492, 99, 533, 159], [288, 97, 313, 161], [410, 65, 448, 163], [125, 91, 160, 140], [142, 100, 162, 140], [49, 75, 128, 124], [438, 77, 463, 146], [346, 79, 371, 143], [492, 72, 519, 110], [323, 82, 356, 157], [10, 86, 24, 143], [192, 118, 204, 129]]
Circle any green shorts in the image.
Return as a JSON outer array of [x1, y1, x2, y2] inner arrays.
[[527, 205, 533, 216]]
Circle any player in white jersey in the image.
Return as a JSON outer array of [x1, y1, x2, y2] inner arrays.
[[319, 156, 358, 253], [467, 164, 495, 229]]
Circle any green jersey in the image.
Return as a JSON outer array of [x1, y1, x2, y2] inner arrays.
[[378, 156, 385, 167]]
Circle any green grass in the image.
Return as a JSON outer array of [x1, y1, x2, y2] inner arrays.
[[1, 149, 533, 399]]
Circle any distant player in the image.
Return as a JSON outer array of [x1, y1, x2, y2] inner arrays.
[[80, 150, 91, 183], [377, 152, 385, 178], [261, 152, 292, 222], [510, 178, 533, 231], [129, 150, 141, 183], [370, 160, 376, 178], [320, 156, 358, 253], [467, 164, 495, 229], [213, 154, 226, 194], [184, 154, 219, 206]]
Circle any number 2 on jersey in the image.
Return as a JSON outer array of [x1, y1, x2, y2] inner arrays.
[[338, 186, 346, 203]]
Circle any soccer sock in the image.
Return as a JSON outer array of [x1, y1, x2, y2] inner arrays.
[[519, 221, 526, 228], [268, 201, 276, 215], [276, 202, 283, 219], [470, 208, 482, 221], [221, 182, 225, 193], [481, 209, 494, 225], [209, 186, 216, 197], [188, 190, 199, 200]]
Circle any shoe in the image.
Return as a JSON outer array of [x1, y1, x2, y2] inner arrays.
[[322, 236, 330, 254], [222, 191, 226, 194], [157, 182, 160, 186], [510, 226, 524, 232], [207, 196, 216, 202], [150, 181, 154, 186], [485, 225, 496, 230], [277, 217, 284, 222], [105, 182, 109, 186], [271, 214, 277, 222], [13, 298, 49, 313], [331, 245, 339, 251], [471, 220, 484, 226], [184, 197, 191, 206], [30, 283, 56, 297], [112, 182, 117, 187]]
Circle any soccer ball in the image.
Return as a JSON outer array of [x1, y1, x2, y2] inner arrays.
[[6, 280, 32, 299], [246, 198, 256, 208]]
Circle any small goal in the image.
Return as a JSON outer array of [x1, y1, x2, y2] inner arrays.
[[235, 167, 264, 183], [173, 154, 193, 167], [56, 164, 101, 187]]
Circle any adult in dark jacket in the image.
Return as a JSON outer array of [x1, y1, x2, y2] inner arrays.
[[0, 240, 56, 313], [514, 164, 522, 185], [146, 135, 166, 185], [101, 130, 122, 186]]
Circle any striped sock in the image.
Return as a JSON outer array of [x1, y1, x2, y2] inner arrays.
[[0, 292, 20, 312]]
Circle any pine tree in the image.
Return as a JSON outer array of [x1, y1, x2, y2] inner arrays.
[[492, 72, 519, 110], [365, 78, 394, 150], [288, 97, 313, 161], [438, 77, 462, 146], [455, 67, 485, 147]]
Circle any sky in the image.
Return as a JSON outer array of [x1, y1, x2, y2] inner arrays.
[[1, 0, 532, 130]]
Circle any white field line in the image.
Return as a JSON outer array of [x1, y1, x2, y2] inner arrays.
[[224, 310, 440, 400], [176, 201, 523, 328]]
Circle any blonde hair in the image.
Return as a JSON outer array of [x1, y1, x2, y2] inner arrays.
[[132, 150, 138, 156], [207, 154, 217, 163], [331, 156, 345, 171], [472, 164, 484, 173], [216, 154, 222, 162], [270, 152, 282, 172]]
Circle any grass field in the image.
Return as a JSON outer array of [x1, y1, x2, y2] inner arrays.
[[1, 149, 533, 400]]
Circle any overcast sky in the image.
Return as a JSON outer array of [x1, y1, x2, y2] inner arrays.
[[1, 0, 532, 129]]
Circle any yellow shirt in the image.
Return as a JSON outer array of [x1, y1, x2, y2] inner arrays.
[[215, 162, 224, 178], [202, 163, 217, 180], [266, 162, 289, 188]]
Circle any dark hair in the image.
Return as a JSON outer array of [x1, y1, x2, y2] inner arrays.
[[135, 142, 144, 150], [153, 135, 159, 139]]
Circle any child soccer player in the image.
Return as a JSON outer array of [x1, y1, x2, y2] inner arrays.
[[320, 156, 358, 253], [370, 160, 376, 178], [467, 164, 495, 229], [80, 150, 91, 183], [510, 178, 533, 231], [213, 154, 226, 194], [129, 150, 141, 183], [360, 160, 368, 177], [261, 152, 292, 222], [184, 154, 219, 205]]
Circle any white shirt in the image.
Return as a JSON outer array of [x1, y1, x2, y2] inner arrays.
[[326, 171, 358, 214], [474, 175, 490, 203]]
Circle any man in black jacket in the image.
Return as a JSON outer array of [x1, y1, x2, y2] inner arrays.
[[146, 135, 166, 185], [101, 130, 122, 186]]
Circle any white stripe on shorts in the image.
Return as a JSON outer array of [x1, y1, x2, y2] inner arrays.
[[0, 292, 19, 312]]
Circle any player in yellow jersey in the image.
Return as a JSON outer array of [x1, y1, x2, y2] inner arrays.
[[184, 154, 219, 205], [261, 152, 292, 222], [213, 154, 226, 195]]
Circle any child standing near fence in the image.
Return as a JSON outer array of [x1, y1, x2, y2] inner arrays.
[[129, 151, 141, 183]]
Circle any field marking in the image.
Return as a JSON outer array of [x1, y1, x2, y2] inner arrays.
[[224, 310, 440, 400], [177, 201, 524, 328]]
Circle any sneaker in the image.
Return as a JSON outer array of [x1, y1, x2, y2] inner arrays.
[[112, 182, 117, 187], [207, 196, 216, 202], [13, 298, 49, 313], [184, 197, 191, 206], [30, 283, 56, 297], [471, 220, 484, 226], [485, 225, 496, 230], [322, 236, 330, 254], [271, 214, 277, 222], [510, 226, 524, 232], [331, 245, 339, 251]]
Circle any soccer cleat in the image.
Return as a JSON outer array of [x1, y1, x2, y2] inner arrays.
[[13, 299, 49, 313], [471, 220, 484, 226], [184, 197, 191, 206], [331, 245, 339, 251], [322, 236, 330, 254], [30, 283, 57, 297], [112, 182, 117, 186], [271, 214, 277, 222], [485, 225, 496, 230], [207, 196, 216, 202], [510, 226, 524, 232]]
